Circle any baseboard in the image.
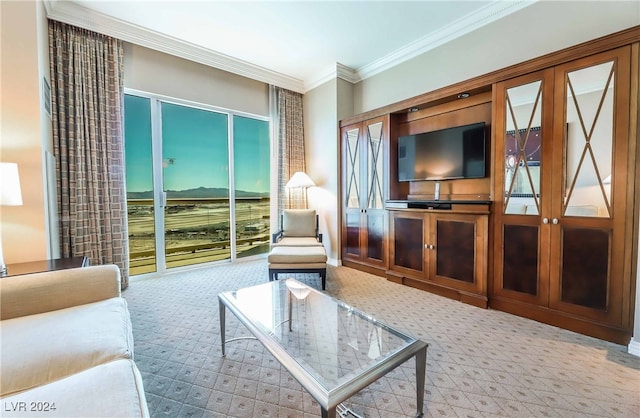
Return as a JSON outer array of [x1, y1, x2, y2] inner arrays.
[[629, 337, 640, 357], [327, 258, 340, 267]]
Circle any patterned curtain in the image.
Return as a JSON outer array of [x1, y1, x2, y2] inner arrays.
[[48, 21, 130, 288], [276, 87, 306, 212]]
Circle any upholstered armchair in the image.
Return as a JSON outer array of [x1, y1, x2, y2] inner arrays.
[[271, 209, 323, 246], [268, 209, 327, 289]]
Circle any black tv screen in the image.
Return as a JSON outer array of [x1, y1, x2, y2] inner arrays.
[[398, 122, 486, 182]]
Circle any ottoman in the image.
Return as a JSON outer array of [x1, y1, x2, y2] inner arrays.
[[268, 245, 328, 290]]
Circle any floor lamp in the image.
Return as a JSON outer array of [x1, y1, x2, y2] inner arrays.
[[0, 163, 23, 276], [285, 171, 315, 209]]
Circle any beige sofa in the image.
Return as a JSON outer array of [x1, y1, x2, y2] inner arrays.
[[0, 265, 149, 417]]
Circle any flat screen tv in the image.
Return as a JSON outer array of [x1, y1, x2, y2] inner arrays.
[[398, 122, 486, 182]]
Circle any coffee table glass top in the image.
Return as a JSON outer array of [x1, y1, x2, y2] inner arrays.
[[219, 278, 420, 390]]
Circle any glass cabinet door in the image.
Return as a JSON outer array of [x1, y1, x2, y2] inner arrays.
[[345, 127, 361, 209], [503, 80, 543, 216], [549, 47, 631, 323], [343, 125, 362, 259], [494, 69, 554, 305], [363, 119, 386, 265], [494, 47, 632, 331], [342, 117, 388, 268], [366, 121, 384, 210]]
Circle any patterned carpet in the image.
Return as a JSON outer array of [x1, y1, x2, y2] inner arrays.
[[123, 259, 640, 417]]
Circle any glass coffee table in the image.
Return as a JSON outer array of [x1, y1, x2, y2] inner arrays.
[[218, 279, 428, 418]]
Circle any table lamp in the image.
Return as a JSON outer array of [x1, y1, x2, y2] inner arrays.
[[285, 171, 315, 209], [0, 162, 23, 276]]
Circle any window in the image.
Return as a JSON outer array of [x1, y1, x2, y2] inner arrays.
[[124, 93, 270, 275]]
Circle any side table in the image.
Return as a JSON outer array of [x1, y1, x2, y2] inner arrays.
[[2, 256, 89, 278]]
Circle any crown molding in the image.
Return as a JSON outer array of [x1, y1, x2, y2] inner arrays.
[[356, 0, 537, 82], [304, 66, 339, 92], [336, 63, 359, 84], [44, 0, 535, 94], [304, 63, 358, 91], [43, 0, 306, 93]]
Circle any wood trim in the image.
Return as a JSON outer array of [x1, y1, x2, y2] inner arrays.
[[490, 297, 632, 345], [388, 113, 410, 200], [400, 276, 489, 309], [340, 26, 640, 127], [342, 260, 386, 278], [627, 42, 640, 329], [395, 91, 492, 124]]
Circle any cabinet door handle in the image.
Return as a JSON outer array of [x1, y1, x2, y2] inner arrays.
[[543, 218, 549, 224], [429, 244, 435, 250], [424, 244, 429, 249], [552, 218, 559, 225]]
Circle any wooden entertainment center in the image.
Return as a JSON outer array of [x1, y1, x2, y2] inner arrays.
[[340, 27, 640, 345]]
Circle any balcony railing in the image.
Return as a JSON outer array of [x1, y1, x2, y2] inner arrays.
[[127, 197, 270, 275]]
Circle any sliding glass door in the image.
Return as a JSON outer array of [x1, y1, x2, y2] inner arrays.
[[161, 102, 230, 269], [124, 93, 270, 275], [124, 95, 156, 274], [233, 115, 271, 259]]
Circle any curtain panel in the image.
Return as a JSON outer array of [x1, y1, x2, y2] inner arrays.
[[275, 87, 306, 212], [48, 20, 130, 288]]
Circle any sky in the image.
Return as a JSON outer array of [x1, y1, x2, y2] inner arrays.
[[124, 95, 270, 195]]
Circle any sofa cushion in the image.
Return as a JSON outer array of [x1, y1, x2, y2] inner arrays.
[[0, 297, 133, 397], [0, 359, 149, 417]]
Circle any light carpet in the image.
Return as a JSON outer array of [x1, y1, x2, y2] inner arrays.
[[123, 259, 640, 417]]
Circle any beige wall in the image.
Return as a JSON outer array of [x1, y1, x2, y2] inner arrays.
[[304, 79, 339, 261], [353, 0, 640, 114], [0, 0, 50, 264], [304, 77, 356, 263], [124, 43, 269, 116]]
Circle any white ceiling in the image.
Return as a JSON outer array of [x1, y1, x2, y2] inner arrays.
[[45, 0, 536, 92]]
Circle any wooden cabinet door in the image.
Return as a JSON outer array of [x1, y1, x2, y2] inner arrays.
[[342, 117, 388, 268], [362, 209, 386, 266], [492, 69, 555, 307], [361, 117, 388, 267], [548, 47, 632, 326], [429, 213, 487, 295], [493, 46, 634, 338], [342, 124, 363, 262], [389, 211, 426, 278]]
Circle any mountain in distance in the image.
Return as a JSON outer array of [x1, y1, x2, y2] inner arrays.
[[127, 186, 269, 200]]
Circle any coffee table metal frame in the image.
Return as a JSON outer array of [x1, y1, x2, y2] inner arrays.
[[218, 279, 428, 418]]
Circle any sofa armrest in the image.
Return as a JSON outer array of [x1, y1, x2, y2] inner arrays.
[[0, 264, 121, 320]]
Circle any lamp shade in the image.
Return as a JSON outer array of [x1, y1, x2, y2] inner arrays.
[[0, 162, 23, 206], [285, 172, 315, 189]]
